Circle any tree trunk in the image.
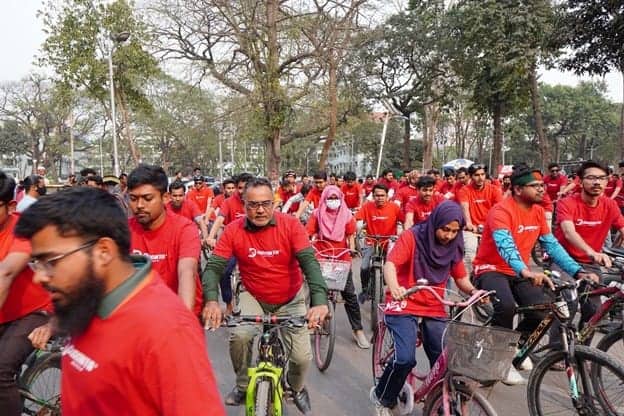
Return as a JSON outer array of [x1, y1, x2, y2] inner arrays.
[[117, 90, 140, 167], [491, 103, 503, 176], [263, 0, 282, 175], [265, 128, 281, 177], [528, 63, 549, 170], [422, 102, 440, 170], [619, 69, 624, 160], [318, 52, 338, 171], [402, 115, 411, 170]]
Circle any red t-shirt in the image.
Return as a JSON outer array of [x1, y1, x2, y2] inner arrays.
[[340, 183, 362, 209], [363, 182, 375, 197], [394, 185, 419, 217], [213, 212, 311, 304], [377, 178, 399, 194], [383, 231, 466, 318], [304, 187, 323, 209], [539, 191, 554, 213], [307, 215, 356, 261], [0, 214, 51, 324], [166, 199, 201, 223], [355, 201, 400, 245], [277, 187, 299, 213], [187, 186, 214, 213], [61, 271, 224, 416], [219, 193, 245, 225], [544, 174, 568, 201], [457, 183, 503, 226], [405, 194, 445, 225], [554, 194, 624, 263], [129, 212, 202, 315], [605, 178, 623, 198], [209, 194, 226, 221], [473, 197, 549, 277]]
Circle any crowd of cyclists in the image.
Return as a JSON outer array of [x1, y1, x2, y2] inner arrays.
[[0, 157, 623, 415]]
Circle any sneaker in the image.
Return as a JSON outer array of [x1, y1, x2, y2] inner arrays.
[[292, 387, 312, 415], [224, 386, 245, 406], [515, 349, 533, 371], [353, 330, 371, 349], [370, 386, 394, 416], [358, 292, 370, 304], [501, 366, 527, 386]]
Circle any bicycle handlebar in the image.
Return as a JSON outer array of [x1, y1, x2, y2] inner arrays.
[[224, 314, 307, 328], [402, 284, 494, 308], [312, 243, 353, 259]]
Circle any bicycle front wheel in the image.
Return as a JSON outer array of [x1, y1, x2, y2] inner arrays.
[[370, 266, 383, 332], [371, 319, 394, 383], [253, 379, 274, 416], [527, 345, 624, 415], [20, 352, 61, 416], [314, 300, 336, 372], [596, 329, 623, 361], [423, 379, 497, 416]]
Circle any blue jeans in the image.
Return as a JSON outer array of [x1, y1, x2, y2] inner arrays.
[[374, 314, 446, 408]]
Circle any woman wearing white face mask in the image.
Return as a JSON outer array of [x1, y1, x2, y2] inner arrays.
[[306, 185, 370, 348]]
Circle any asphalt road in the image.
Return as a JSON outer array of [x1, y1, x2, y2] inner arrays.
[[204, 258, 533, 416]]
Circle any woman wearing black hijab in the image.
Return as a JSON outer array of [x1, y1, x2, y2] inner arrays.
[[370, 201, 480, 415]]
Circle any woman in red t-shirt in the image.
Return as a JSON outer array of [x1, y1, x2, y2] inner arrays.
[[371, 201, 479, 412], [306, 185, 369, 349]]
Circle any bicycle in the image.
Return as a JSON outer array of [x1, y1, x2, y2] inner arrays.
[[361, 233, 398, 332], [372, 282, 501, 416], [19, 337, 64, 416], [223, 314, 307, 416], [504, 272, 624, 415], [312, 245, 351, 371]]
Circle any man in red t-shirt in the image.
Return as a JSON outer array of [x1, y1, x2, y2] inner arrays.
[[554, 161, 624, 327], [355, 183, 401, 303], [167, 181, 209, 245], [543, 162, 568, 202], [15, 187, 224, 416], [473, 164, 596, 384], [377, 168, 399, 198], [295, 171, 327, 220], [393, 170, 420, 221], [186, 175, 214, 216], [340, 171, 364, 210], [203, 177, 328, 413], [404, 176, 444, 229], [0, 171, 51, 416], [206, 178, 236, 223], [604, 167, 622, 200], [362, 175, 376, 199], [127, 165, 202, 315], [457, 164, 503, 272]]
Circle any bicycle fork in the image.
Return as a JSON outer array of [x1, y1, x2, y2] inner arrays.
[[246, 363, 284, 415]]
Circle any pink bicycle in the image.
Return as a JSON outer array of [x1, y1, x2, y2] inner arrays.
[[372, 283, 514, 416]]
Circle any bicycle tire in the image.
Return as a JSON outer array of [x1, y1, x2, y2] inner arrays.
[[20, 352, 61, 416], [527, 345, 624, 415], [371, 320, 393, 383], [595, 328, 623, 358], [370, 266, 383, 333], [423, 378, 497, 416], [314, 300, 336, 371], [253, 379, 273, 416]]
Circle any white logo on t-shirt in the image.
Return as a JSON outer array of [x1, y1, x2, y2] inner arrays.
[[132, 249, 166, 262], [248, 247, 280, 258], [575, 219, 602, 227], [63, 344, 99, 372], [518, 225, 540, 233]]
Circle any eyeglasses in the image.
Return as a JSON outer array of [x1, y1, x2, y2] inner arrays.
[[583, 175, 608, 182], [245, 200, 273, 210], [28, 240, 98, 275], [524, 183, 545, 189]]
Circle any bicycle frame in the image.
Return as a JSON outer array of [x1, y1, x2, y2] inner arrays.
[[577, 285, 624, 344], [246, 327, 286, 416]]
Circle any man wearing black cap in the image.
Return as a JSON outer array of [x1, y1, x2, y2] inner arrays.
[[187, 175, 214, 218]]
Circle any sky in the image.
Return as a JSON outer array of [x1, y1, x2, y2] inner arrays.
[[1, 0, 622, 103]]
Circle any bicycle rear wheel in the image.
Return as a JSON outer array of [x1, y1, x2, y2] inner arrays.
[[371, 319, 394, 383], [596, 329, 623, 361], [422, 379, 497, 416], [370, 266, 383, 332], [253, 379, 274, 416], [527, 345, 624, 415], [314, 300, 336, 371], [20, 352, 61, 416]]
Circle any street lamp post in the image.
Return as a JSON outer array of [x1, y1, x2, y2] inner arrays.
[[107, 31, 130, 177]]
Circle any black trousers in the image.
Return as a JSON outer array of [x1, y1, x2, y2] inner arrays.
[[476, 272, 549, 335], [0, 312, 50, 416], [341, 271, 364, 331]]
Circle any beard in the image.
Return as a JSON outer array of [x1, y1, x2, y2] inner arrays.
[[46, 261, 106, 336]]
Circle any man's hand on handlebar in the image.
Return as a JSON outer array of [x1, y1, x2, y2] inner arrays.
[[306, 304, 329, 329], [589, 251, 612, 268], [521, 269, 555, 290], [389, 284, 407, 301], [202, 301, 223, 331]]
